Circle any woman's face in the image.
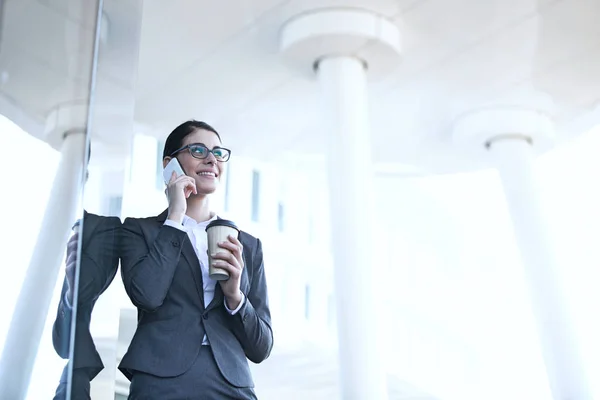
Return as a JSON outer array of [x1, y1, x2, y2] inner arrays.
[[168, 128, 225, 196]]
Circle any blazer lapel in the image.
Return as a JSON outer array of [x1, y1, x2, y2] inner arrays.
[[180, 241, 206, 309], [156, 209, 205, 309], [206, 283, 224, 312]]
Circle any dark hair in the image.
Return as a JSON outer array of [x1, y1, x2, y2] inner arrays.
[[162, 120, 221, 159]]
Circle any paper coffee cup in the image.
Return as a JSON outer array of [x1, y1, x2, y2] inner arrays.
[[205, 219, 240, 281]]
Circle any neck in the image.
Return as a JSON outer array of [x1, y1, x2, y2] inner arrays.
[[185, 194, 214, 222]]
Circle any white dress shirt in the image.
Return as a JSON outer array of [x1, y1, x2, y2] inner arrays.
[[164, 214, 244, 345]]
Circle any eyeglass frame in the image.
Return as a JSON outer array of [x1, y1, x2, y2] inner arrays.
[[169, 143, 232, 162]]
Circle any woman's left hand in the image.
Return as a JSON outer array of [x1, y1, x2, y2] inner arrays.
[[212, 235, 245, 309]]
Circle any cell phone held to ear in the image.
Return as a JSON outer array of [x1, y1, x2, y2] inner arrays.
[[163, 158, 186, 184]]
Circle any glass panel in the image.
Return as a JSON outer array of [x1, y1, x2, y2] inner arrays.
[[0, 0, 102, 398], [77, 1, 143, 399]]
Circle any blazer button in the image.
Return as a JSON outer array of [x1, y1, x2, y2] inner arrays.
[[203, 314, 208, 320], [171, 240, 179, 247]]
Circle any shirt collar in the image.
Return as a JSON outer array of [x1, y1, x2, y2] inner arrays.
[[182, 213, 218, 227]]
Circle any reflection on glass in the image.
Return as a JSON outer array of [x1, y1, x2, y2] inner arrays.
[[69, 0, 144, 397], [0, 0, 101, 398], [51, 182, 122, 399]]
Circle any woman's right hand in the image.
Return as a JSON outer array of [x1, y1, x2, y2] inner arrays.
[[166, 171, 197, 223]]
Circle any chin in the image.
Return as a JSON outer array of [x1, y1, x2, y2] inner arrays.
[[196, 185, 218, 195]]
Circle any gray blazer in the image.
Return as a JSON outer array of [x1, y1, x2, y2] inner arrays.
[[52, 212, 122, 399], [118, 210, 273, 388]]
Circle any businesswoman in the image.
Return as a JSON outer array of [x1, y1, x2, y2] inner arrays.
[[119, 120, 273, 399]]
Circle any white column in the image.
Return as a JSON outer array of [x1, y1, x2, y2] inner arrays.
[[0, 130, 86, 399], [280, 8, 401, 399], [489, 136, 593, 400], [317, 56, 388, 400], [454, 107, 593, 399]]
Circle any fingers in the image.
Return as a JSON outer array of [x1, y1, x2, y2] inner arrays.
[[216, 240, 243, 267], [65, 234, 79, 267], [66, 235, 79, 254], [219, 235, 242, 255], [183, 179, 197, 196], [65, 250, 78, 267], [169, 173, 194, 186], [169, 170, 177, 184], [211, 259, 242, 278], [227, 234, 242, 248], [168, 174, 197, 195], [218, 237, 241, 253], [211, 249, 240, 266]]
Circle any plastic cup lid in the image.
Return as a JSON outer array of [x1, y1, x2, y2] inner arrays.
[[205, 219, 239, 232]]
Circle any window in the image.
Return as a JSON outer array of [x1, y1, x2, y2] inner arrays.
[[307, 213, 314, 243], [277, 202, 285, 232], [327, 294, 335, 326], [304, 284, 311, 320], [251, 170, 260, 222]]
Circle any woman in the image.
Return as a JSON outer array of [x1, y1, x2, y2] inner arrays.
[[119, 120, 273, 399]]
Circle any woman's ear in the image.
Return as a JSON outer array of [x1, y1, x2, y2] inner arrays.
[[162, 157, 171, 169]]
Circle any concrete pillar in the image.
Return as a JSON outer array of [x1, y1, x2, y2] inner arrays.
[[280, 8, 402, 399], [454, 108, 593, 400]]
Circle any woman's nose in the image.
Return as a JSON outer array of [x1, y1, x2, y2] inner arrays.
[[204, 152, 217, 164]]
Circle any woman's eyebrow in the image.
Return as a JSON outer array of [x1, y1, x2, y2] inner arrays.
[[189, 142, 222, 149]]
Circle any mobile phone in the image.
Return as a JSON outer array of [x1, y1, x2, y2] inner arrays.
[[163, 158, 186, 184]]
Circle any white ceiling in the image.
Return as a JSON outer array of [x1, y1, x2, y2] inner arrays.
[[1, 0, 600, 173]]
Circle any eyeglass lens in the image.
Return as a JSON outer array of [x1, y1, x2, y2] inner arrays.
[[189, 145, 229, 161]]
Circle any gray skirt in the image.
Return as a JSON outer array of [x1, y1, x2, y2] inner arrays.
[[128, 346, 258, 400]]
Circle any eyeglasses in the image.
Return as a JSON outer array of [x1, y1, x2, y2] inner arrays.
[[169, 143, 231, 162]]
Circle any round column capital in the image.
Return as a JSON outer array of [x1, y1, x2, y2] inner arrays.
[[44, 101, 90, 150], [279, 8, 402, 79], [452, 107, 556, 158]]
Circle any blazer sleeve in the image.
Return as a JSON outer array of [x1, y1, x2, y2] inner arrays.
[[52, 280, 73, 358], [77, 216, 122, 304], [229, 238, 274, 363], [51, 216, 120, 358], [120, 217, 189, 312]]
